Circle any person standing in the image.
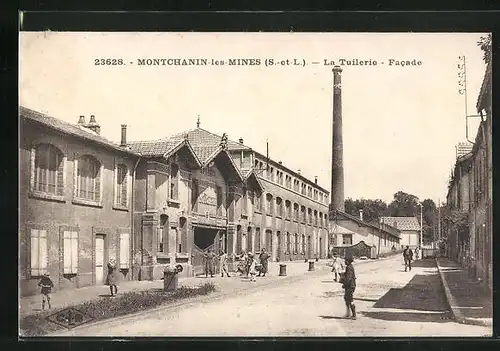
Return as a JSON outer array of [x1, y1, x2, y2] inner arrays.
[[247, 253, 257, 282], [332, 254, 345, 282], [403, 246, 414, 272], [203, 249, 216, 277], [414, 247, 420, 260], [38, 272, 54, 310], [258, 248, 270, 277], [106, 259, 119, 297], [219, 251, 231, 277], [340, 254, 356, 320]]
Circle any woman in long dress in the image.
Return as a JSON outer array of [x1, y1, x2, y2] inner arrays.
[[332, 254, 345, 282], [106, 259, 119, 296]]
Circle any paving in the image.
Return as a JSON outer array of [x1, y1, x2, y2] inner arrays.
[[436, 257, 493, 327], [48, 256, 492, 337]]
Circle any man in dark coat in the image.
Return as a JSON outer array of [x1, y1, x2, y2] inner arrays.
[[203, 249, 216, 277], [38, 272, 54, 310], [258, 248, 270, 277], [403, 246, 413, 272], [341, 254, 357, 320]]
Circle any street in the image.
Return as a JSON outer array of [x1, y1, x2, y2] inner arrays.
[[54, 256, 491, 337]]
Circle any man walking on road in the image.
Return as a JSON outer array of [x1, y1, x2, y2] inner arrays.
[[340, 254, 356, 320], [203, 249, 216, 278], [403, 246, 413, 272]]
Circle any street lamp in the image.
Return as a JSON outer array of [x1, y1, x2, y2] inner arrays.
[[418, 202, 423, 248]]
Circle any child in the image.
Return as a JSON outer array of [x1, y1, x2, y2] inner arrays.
[[106, 259, 119, 296], [247, 253, 257, 282], [38, 272, 54, 310], [340, 254, 357, 320]]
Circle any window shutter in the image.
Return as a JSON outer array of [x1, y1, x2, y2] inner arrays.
[[57, 156, 64, 196], [71, 231, 78, 273], [120, 233, 130, 269], [30, 229, 40, 276], [39, 230, 48, 273], [63, 231, 72, 274], [95, 165, 101, 202], [121, 168, 128, 207]]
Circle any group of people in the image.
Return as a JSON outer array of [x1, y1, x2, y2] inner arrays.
[[237, 248, 270, 282], [201, 247, 271, 281]]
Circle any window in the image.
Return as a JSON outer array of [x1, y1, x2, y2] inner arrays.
[[314, 210, 318, 226], [170, 163, 179, 200], [76, 155, 101, 202], [319, 212, 323, 227], [302, 234, 306, 253], [242, 189, 248, 216], [30, 229, 47, 276], [119, 233, 130, 269], [255, 193, 262, 211], [276, 197, 283, 217], [191, 179, 199, 211], [216, 186, 223, 216], [115, 164, 128, 207], [301, 206, 306, 222], [342, 234, 352, 246], [266, 194, 273, 215], [63, 230, 78, 274], [308, 209, 313, 224], [294, 203, 299, 220], [255, 228, 261, 251], [286, 232, 291, 253], [285, 200, 291, 219], [32, 144, 64, 196]]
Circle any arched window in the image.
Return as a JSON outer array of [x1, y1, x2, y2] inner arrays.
[[266, 194, 274, 215], [33, 144, 64, 196], [294, 234, 299, 253], [76, 155, 101, 202], [276, 197, 283, 217]]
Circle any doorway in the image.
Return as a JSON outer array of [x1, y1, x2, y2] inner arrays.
[[95, 235, 105, 285]]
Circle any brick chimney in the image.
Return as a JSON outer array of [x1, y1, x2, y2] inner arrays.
[[78, 115, 86, 125], [331, 66, 345, 212], [314, 176, 318, 184], [239, 138, 244, 144], [84, 114, 101, 134], [120, 124, 127, 147]]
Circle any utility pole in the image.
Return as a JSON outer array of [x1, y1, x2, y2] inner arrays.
[[418, 202, 423, 248], [438, 199, 441, 245]]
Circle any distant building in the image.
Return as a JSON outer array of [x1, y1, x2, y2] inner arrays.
[[380, 216, 421, 249], [330, 211, 401, 255], [19, 107, 140, 296]]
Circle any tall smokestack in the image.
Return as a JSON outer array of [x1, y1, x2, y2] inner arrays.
[[331, 66, 345, 213]]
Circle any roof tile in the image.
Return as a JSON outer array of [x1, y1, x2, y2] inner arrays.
[[380, 217, 421, 231]]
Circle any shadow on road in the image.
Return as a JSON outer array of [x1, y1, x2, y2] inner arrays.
[[319, 315, 349, 320], [361, 259, 453, 323], [411, 259, 438, 268]]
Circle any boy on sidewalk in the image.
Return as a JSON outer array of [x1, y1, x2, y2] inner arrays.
[[340, 254, 356, 320], [38, 272, 54, 310]]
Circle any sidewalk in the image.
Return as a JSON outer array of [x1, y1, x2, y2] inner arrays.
[[435, 257, 492, 327], [20, 259, 331, 318]]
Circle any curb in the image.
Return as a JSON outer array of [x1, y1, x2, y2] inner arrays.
[[435, 258, 492, 328]]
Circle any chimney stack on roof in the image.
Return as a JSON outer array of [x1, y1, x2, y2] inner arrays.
[[239, 138, 244, 144], [78, 115, 85, 125], [278, 161, 282, 165], [298, 169, 301, 175], [120, 124, 127, 147], [84, 114, 101, 134], [314, 176, 318, 184]]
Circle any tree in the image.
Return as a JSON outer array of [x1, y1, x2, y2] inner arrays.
[[387, 191, 419, 217], [477, 33, 492, 64], [344, 198, 389, 224], [421, 199, 437, 244]]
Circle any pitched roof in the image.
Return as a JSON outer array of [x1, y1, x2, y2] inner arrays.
[[380, 217, 421, 231], [476, 61, 492, 111], [128, 136, 184, 157], [335, 211, 401, 238], [168, 128, 251, 164], [20, 106, 139, 156], [330, 223, 354, 235]]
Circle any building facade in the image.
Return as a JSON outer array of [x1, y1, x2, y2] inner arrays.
[[330, 211, 401, 255], [20, 107, 139, 296], [380, 217, 421, 249], [20, 109, 330, 293], [442, 61, 492, 288]]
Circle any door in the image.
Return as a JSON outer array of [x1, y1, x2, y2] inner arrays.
[[307, 235, 312, 258], [95, 235, 105, 284]]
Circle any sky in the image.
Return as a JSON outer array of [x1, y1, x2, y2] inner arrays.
[[19, 32, 489, 204]]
